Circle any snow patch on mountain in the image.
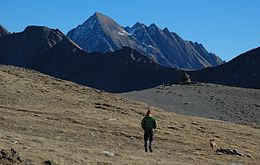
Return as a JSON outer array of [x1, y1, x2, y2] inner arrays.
[[118, 29, 129, 36]]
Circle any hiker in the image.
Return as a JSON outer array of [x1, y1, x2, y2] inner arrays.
[[141, 108, 157, 152]]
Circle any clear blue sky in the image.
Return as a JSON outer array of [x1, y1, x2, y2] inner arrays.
[[1, 0, 260, 61]]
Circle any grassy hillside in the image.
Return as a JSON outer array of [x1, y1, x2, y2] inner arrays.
[[0, 65, 259, 164]]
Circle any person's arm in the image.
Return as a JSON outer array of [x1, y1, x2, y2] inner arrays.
[[141, 118, 145, 130], [153, 118, 157, 129]]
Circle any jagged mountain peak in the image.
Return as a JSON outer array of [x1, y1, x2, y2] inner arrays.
[[92, 12, 114, 21], [90, 12, 116, 24], [67, 12, 139, 53], [132, 22, 146, 28], [163, 27, 170, 33], [148, 23, 159, 29], [133, 22, 142, 26], [93, 11, 103, 17], [126, 22, 147, 34], [83, 12, 120, 31], [147, 23, 162, 35], [67, 13, 223, 69], [68, 12, 122, 38], [193, 41, 203, 46]]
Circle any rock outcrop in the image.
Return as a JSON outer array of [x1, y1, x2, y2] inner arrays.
[[0, 25, 9, 37]]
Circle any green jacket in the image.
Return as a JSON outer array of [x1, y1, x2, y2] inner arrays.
[[141, 115, 157, 130]]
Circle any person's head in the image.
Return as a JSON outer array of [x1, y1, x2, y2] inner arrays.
[[146, 107, 152, 116]]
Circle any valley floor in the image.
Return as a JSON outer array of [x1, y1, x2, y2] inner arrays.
[[0, 65, 259, 165], [121, 83, 260, 124]]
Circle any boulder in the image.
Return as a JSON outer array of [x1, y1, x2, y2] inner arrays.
[[0, 148, 23, 164], [216, 148, 245, 157], [179, 72, 191, 84]]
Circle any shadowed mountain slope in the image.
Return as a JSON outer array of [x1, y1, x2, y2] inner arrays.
[[1, 25, 258, 91], [0, 25, 182, 92], [190, 47, 260, 89]]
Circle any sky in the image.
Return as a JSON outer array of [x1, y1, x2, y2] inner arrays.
[[1, 0, 260, 61]]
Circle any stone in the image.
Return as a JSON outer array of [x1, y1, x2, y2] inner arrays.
[[102, 151, 116, 157], [44, 160, 56, 165], [179, 72, 191, 84]]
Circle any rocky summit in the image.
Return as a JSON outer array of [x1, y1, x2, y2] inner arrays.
[[67, 12, 223, 69]]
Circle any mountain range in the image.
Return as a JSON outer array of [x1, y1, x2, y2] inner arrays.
[[67, 12, 223, 70], [0, 25, 182, 92], [0, 24, 259, 91]]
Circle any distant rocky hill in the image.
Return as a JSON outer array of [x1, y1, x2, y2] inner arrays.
[[67, 12, 223, 70], [0, 25, 181, 92], [190, 47, 260, 89]]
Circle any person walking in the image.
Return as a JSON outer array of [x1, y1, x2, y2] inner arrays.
[[141, 108, 157, 152]]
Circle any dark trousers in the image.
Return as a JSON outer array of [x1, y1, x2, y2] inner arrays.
[[144, 128, 154, 148]]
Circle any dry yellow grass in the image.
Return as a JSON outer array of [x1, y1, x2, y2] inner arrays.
[[0, 65, 259, 165]]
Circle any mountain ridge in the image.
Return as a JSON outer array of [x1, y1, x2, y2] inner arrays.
[[67, 12, 223, 69], [190, 47, 260, 89], [0, 25, 182, 92], [0, 25, 259, 90], [67, 12, 140, 53]]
